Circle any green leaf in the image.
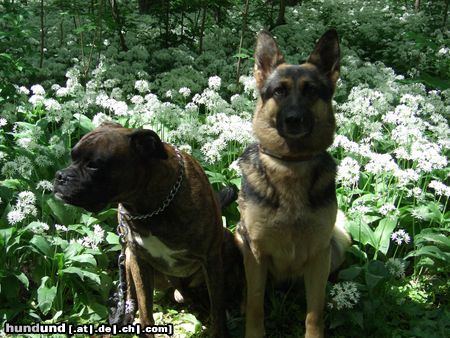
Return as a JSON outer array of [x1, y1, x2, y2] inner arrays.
[[338, 266, 362, 281], [68, 253, 97, 266], [365, 271, 384, 291], [47, 197, 81, 225], [61, 267, 101, 285], [374, 217, 397, 255], [406, 246, 450, 263], [415, 230, 450, 248], [15, 272, 29, 290], [0, 227, 16, 245], [106, 232, 120, 245], [30, 235, 52, 257], [37, 276, 57, 315], [1, 179, 24, 190], [230, 177, 241, 188], [367, 260, 388, 277], [347, 220, 377, 248], [73, 113, 94, 133]]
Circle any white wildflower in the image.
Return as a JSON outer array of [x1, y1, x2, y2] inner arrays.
[[391, 229, 411, 245], [239, 75, 257, 98], [385, 258, 406, 278], [349, 205, 371, 216], [179, 87, 191, 98], [17, 86, 30, 95], [131, 95, 144, 105], [208, 76, 222, 91], [337, 157, 360, 187], [428, 180, 450, 197], [17, 191, 36, 206], [31, 84, 45, 95], [178, 144, 192, 154], [93, 224, 105, 243], [379, 203, 396, 216], [135, 80, 150, 93], [7, 210, 25, 225], [77, 236, 98, 250], [328, 281, 360, 310], [229, 160, 242, 176], [44, 98, 62, 111], [92, 112, 111, 127], [55, 224, 68, 232], [365, 153, 398, 174], [36, 180, 53, 192], [165, 90, 173, 98], [29, 221, 50, 234], [0, 118, 6, 127], [29, 94, 45, 106]]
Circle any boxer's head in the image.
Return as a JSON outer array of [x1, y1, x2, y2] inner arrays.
[[53, 123, 167, 212]]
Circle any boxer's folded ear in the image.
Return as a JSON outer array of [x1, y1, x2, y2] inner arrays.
[[129, 129, 168, 160]]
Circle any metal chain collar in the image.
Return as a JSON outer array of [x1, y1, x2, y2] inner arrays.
[[119, 146, 185, 221], [111, 147, 185, 323]]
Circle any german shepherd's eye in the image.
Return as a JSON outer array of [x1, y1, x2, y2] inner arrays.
[[273, 86, 287, 98], [302, 82, 318, 97]]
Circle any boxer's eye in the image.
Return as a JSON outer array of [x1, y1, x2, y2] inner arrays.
[[86, 161, 102, 171]]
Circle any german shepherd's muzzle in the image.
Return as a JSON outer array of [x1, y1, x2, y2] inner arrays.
[[236, 30, 351, 338]]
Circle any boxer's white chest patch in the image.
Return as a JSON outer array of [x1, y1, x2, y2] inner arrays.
[[131, 232, 187, 268]]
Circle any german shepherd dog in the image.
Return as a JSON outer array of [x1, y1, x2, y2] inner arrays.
[[235, 30, 351, 338]]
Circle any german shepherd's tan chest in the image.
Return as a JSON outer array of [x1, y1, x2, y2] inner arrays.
[[237, 145, 337, 280]]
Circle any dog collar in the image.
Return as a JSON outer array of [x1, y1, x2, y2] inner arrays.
[[258, 145, 319, 162], [119, 146, 185, 221]]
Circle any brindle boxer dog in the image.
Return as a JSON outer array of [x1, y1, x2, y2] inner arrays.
[[54, 122, 233, 337], [236, 30, 351, 338]]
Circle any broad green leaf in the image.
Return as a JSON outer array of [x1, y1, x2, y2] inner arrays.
[[374, 217, 397, 255], [416, 231, 450, 248], [37, 276, 57, 315], [68, 253, 97, 266], [1, 179, 24, 190], [365, 271, 384, 291], [230, 177, 241, 188], [367, 260, 388, 277], [61, 267, 101, 285], [30, 235, 52, 257], [106, 232, 120, 245], [338, 266, 362, 281], [406, 246, 450, 263], [15, 272, 29, 290], [73, 113, 94, 133], [47, 197, 81, 225], [0, 227, 15, 245], [347, 220, 376, 248]]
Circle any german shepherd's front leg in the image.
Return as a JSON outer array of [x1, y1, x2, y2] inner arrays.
[[202, 253, 228, 338], [243, 245, 268, 338], [303, 246, 331, 338], [126, 247, 155, 337]]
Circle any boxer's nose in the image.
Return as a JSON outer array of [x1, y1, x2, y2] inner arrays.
[[55, 170, 70, 183]]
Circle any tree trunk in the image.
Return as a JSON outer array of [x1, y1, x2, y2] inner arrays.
[[109, 0, 128, 51], [236, 0, 250, 83], [198, 2, 207, 54], [164, 0, 170, 48], [414, 0, 420, 12], [275, 0, 286, 27], [59, 18, 64, 47], [39, 0, 45, 68], [444, 0, 449, 27], [138, 0, 151, 14]]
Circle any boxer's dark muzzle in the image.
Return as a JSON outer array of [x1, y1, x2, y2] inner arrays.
[[53, 166, 110, 212]]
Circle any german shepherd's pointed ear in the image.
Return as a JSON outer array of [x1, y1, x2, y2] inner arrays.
[[254, 31, 285, 90], [307, 29, 340, 88], [129, 129, 168, 160]]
